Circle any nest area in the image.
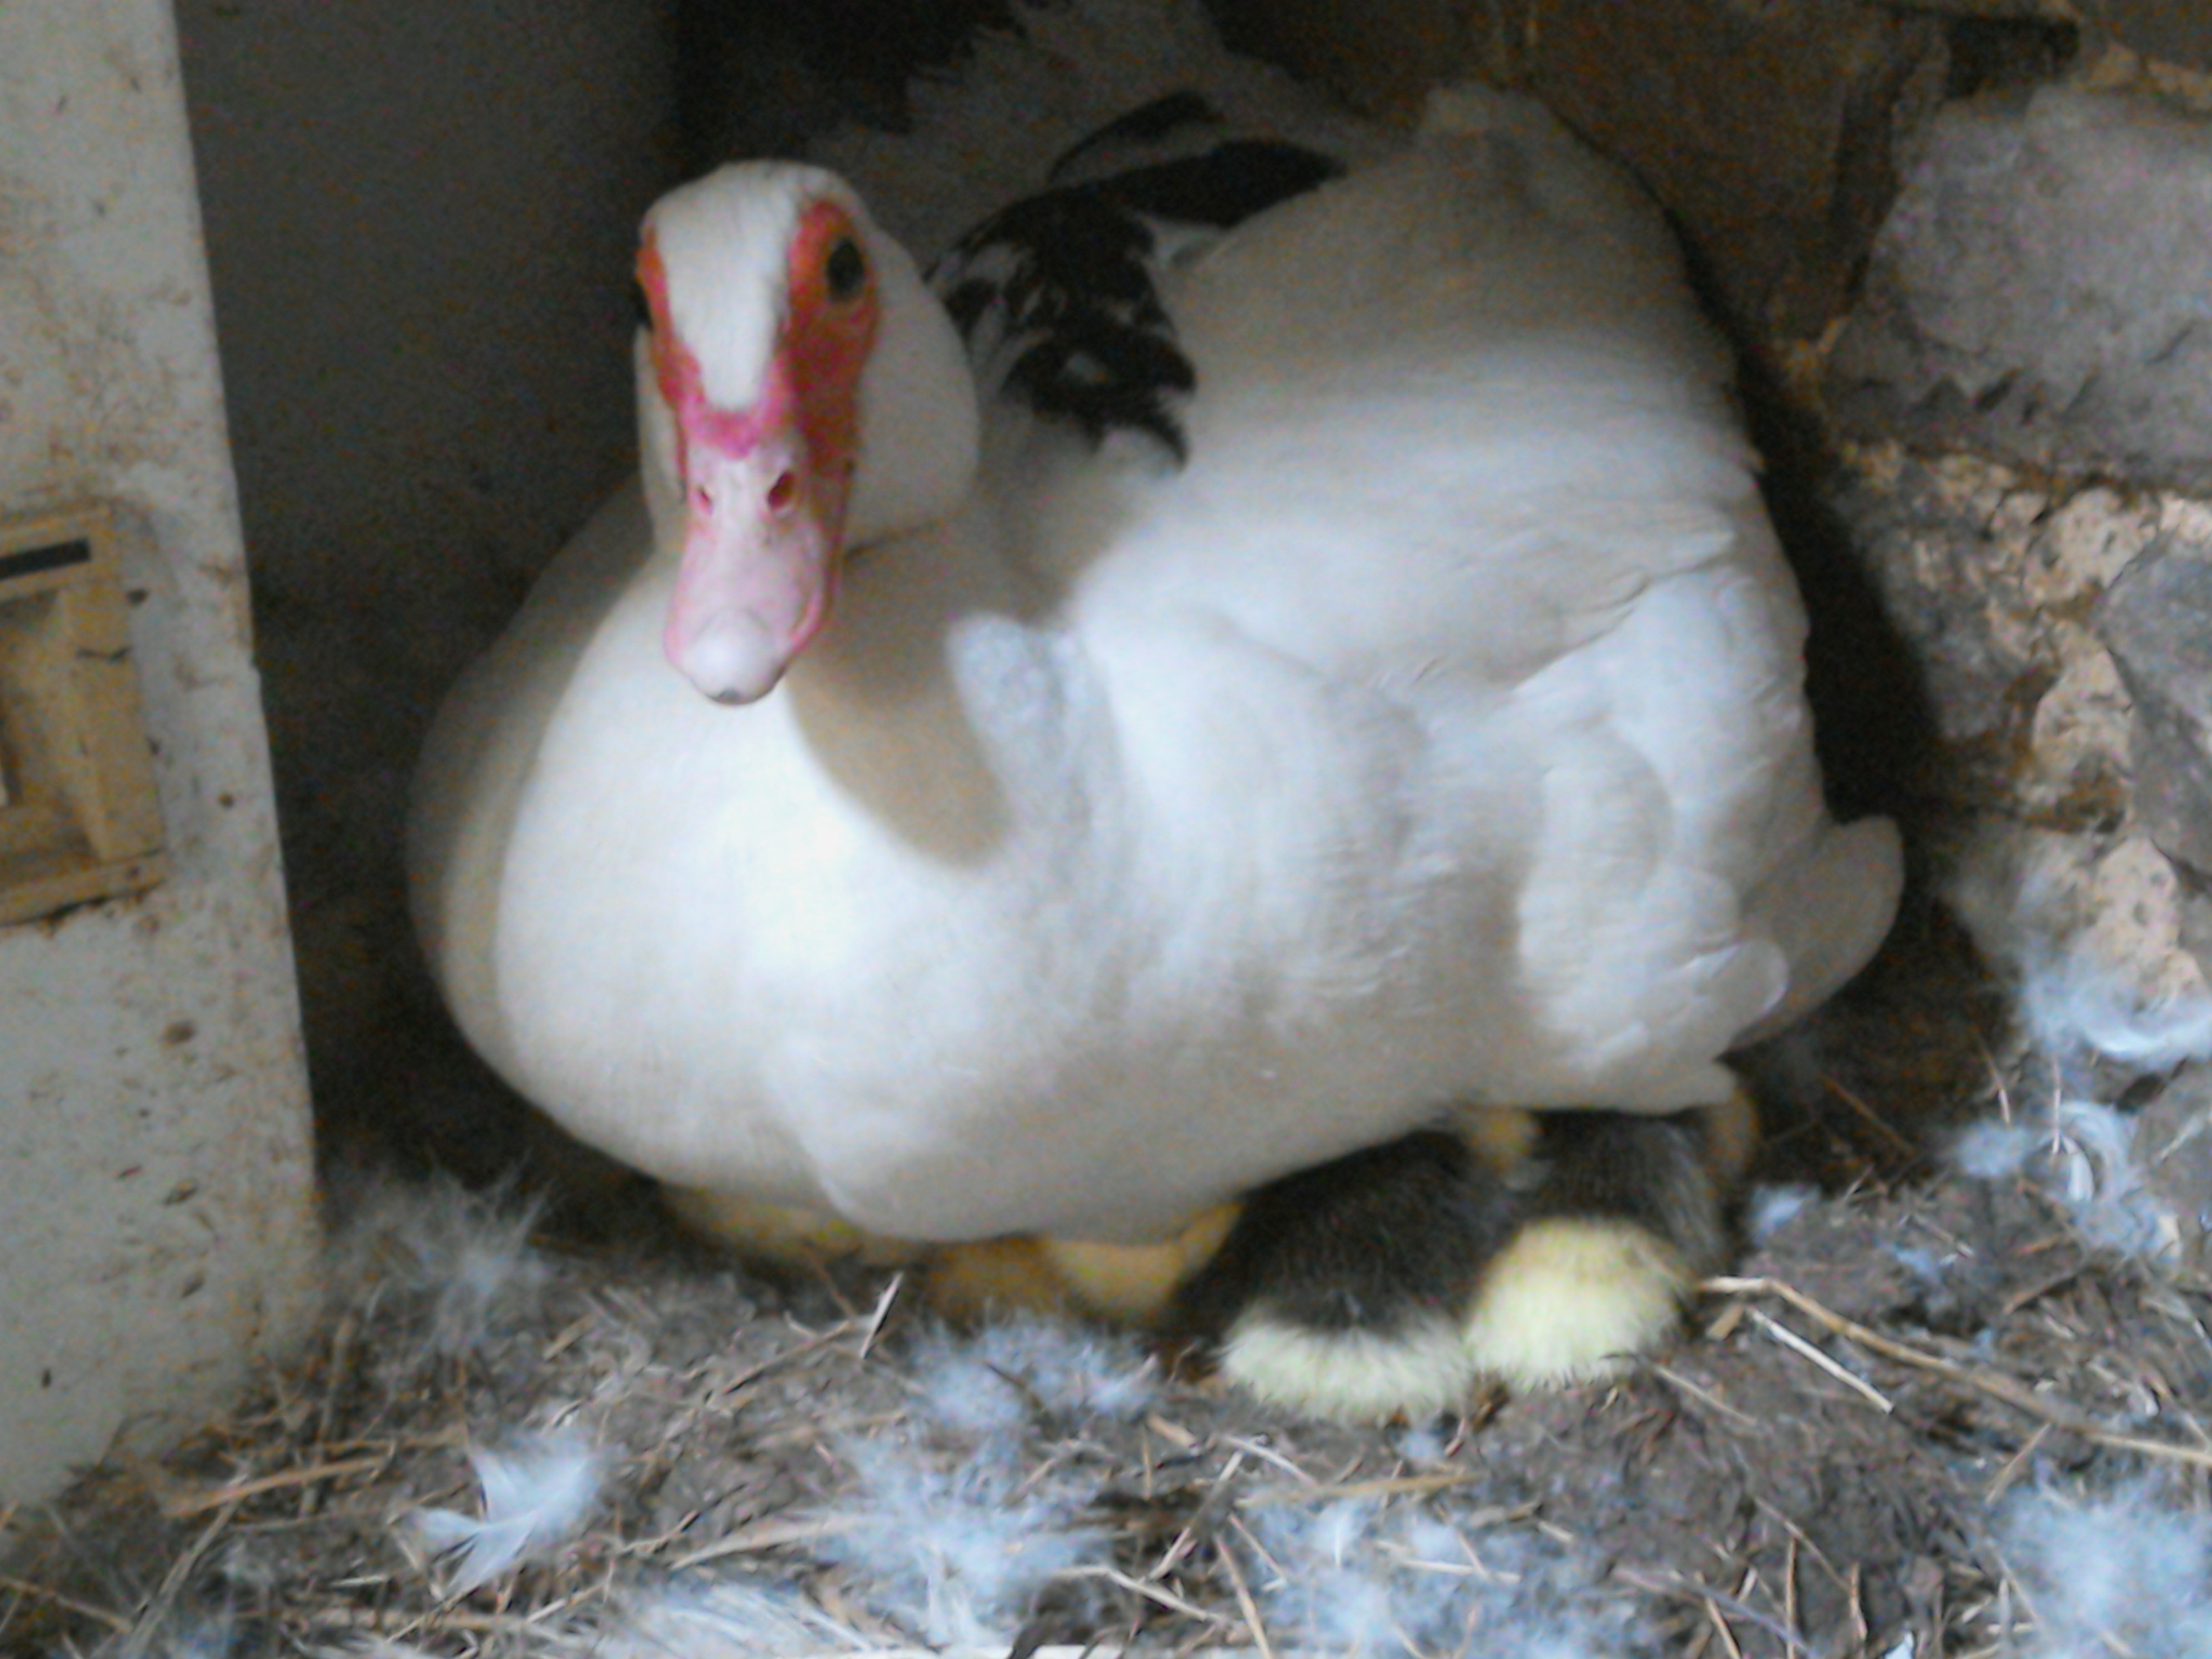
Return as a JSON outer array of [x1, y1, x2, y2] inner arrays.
[[22, 5, 2212, 1656], [8, 934, 2212, 1659]]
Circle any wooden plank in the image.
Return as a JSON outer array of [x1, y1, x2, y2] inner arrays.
[[0, 504, 167, 925]]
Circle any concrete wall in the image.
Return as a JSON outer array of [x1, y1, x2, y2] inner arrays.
[[0, 0, 320, 1502]]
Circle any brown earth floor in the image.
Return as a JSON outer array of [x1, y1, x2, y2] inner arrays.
[[7, 918, 2210, 1658]]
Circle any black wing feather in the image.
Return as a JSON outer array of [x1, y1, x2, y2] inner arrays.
[[930, 98, 1343, 461]]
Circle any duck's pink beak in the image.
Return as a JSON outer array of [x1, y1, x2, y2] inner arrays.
[[640, 200, 877, 704], [663, 428, 846, 704]]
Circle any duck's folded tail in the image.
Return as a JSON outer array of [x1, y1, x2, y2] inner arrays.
[[1733, 815, 1905, 1048], [1417, 83, 1578, 145]]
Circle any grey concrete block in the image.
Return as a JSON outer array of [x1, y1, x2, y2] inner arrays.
[[2100, 533, 2212, 874], [2088, 0, 2212, 72], [1830, 86, 2212, 492], [1883, 0, 2212, 72]]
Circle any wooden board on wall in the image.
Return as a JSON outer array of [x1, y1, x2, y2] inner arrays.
[[0, 506, 167, 928]]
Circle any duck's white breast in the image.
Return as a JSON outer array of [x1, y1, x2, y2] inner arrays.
[[419, 485, 1544, 1241]]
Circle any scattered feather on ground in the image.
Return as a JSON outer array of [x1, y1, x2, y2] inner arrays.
[[1950, 1097, 2182, 1259], [2000, 1483, 2212, 1659], [327, 1171, 551, 1355], [1245, 1499, 1652, 1658], [10, 1101, 2212, 1659], [407, 1431, 603, 1595], [818, 1429, 1102, 1647]]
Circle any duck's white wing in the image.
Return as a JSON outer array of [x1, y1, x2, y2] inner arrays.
[[1006, 104, 1900, 1111]]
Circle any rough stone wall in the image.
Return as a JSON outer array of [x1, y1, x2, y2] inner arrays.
[[1832, 447, 2212, 1009], [1832, 81, 2212, 495], [1825, 56, 2212, 1032]]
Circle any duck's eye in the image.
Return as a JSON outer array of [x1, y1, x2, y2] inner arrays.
[[630, 279, 653, 331], [825, 237, 866, 302]]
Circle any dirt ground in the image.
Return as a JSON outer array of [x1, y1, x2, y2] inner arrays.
[[7, 909, 2212, 1659]]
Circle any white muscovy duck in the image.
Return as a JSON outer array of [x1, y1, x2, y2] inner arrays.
[[409, 89, 1901, 1412]]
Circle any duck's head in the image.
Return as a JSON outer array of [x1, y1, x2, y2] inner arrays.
[[636, 164, 981, 703]]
